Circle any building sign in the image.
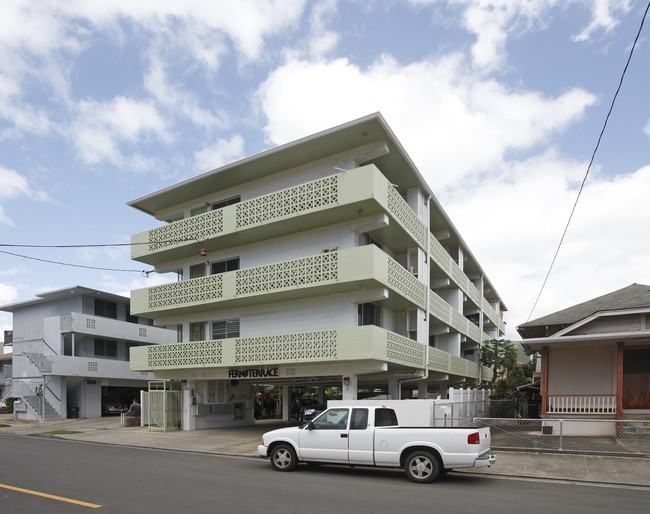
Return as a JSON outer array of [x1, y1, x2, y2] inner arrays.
[[228, 368, 279, 379]]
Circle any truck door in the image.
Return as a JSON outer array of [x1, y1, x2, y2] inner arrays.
[[348, 408, 374, 465], [299, 408, 350, 462]]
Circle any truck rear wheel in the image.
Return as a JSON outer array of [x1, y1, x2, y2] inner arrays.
[[404, 451, 441, 483], [270, 444, 298, 472]]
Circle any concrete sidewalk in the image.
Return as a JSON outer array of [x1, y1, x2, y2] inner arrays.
[[1, 414, 648, 487]]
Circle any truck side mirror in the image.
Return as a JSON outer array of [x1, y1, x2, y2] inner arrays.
[[306, 420, 315, 430]]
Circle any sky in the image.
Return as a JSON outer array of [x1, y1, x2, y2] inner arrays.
[[1, 0, 649, 345]]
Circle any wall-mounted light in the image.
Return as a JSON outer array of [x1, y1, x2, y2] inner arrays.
[[343, 376, 350, 387], [200, 248, 207, 256]]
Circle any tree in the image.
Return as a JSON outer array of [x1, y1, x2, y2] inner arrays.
[[480, 339, 518, 383]]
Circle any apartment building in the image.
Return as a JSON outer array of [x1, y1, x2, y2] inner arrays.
[[1, 286, 177, 420], [128, 113, 506, 430]]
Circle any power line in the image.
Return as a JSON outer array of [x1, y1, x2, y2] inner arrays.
[[0, 249, 153, 276], [526, 2, 650, 323], [0, 239, 203, 275], [0, 240, 196, 248]]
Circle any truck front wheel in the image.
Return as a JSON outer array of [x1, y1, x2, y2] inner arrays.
[[270, 444, 298, 472], [404, 451, 441, 483]]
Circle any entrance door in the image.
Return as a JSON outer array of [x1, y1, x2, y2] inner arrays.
[[623, 348, 650, 409]]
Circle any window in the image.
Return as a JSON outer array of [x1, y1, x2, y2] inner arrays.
[[358, 303, 380, 327], [350, 408, 369, 430], [375, 409, 398, 427], [95, 299, 117, 319], [365, 233, 382, 249], [95, 338, 117, 358], [312, 408, 349, 430], [126, 305, 138, 324], [211, 196, 240, 210], [211, 257, 240, 275], [212, 319, 240, 340], [190, 263, 207, 279], [190, 322, 206, 342]]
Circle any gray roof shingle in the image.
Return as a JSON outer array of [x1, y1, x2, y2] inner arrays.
[[517, 283, 650, 333]]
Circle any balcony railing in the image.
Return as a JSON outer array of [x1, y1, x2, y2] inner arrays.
[[428, 347, 492, 381], [545, 394, 617, 415], [428, 291, 483, 345], [131, 325, 492, 383], [131, 246, 428, 317], [131, 325, 426, 372], [132, 165, 428, 264]]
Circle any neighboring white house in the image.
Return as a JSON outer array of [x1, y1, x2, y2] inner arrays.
[[0, 286, 177, 420], [518, 283, 650, 420], [127, 113, 507, 430]]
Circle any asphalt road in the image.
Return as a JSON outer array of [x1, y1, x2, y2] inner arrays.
[[1, 434, 648, 513]]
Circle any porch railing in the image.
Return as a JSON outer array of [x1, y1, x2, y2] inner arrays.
[[545, 394, 617, 415]]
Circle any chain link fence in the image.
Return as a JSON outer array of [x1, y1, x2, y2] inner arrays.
[[473, 417, 650, 456]]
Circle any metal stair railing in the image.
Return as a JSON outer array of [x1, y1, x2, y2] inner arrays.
[[20, 338, 57, 374], [13, 379, 61, 420]]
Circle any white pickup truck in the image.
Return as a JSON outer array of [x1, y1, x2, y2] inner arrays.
[[258, 405, 495, 483]]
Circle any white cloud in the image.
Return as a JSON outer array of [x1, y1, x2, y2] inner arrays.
[[194, 135, 245, 172], [57, 0, 308, 62], [644, 119, 650, 136], [256, 54, 595, 188], [307, 0, 340, 58], [143, 54, 224, 130], [0, 166, 51, 226], [0, 282, 19, 307], [445, 157, 650, 337], [409, 0, 632, 68], [0, 0, 309, 142], [572, 0, 632, 42], [70, 96, 171, 166]]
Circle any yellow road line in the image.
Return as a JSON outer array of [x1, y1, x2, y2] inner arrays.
[[0, 483, 102, 508]]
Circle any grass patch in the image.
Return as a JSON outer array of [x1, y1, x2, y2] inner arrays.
[[43, 430, 84, 435], [0, 424, 11, 428]]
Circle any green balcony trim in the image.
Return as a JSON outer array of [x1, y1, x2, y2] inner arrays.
[[132, 246, 428, 317], [131, 326, 483, 381], [428, 347, 491, 380]]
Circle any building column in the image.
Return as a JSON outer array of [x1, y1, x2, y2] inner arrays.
[[281, 385, 290, 421], [183, 384, 196, 431], [417, 380, 428, 399], [388, 377, 400, 400], [341, 374, 358, 401], [617, 342, 624, 420], [541, 346, 549, 416]]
